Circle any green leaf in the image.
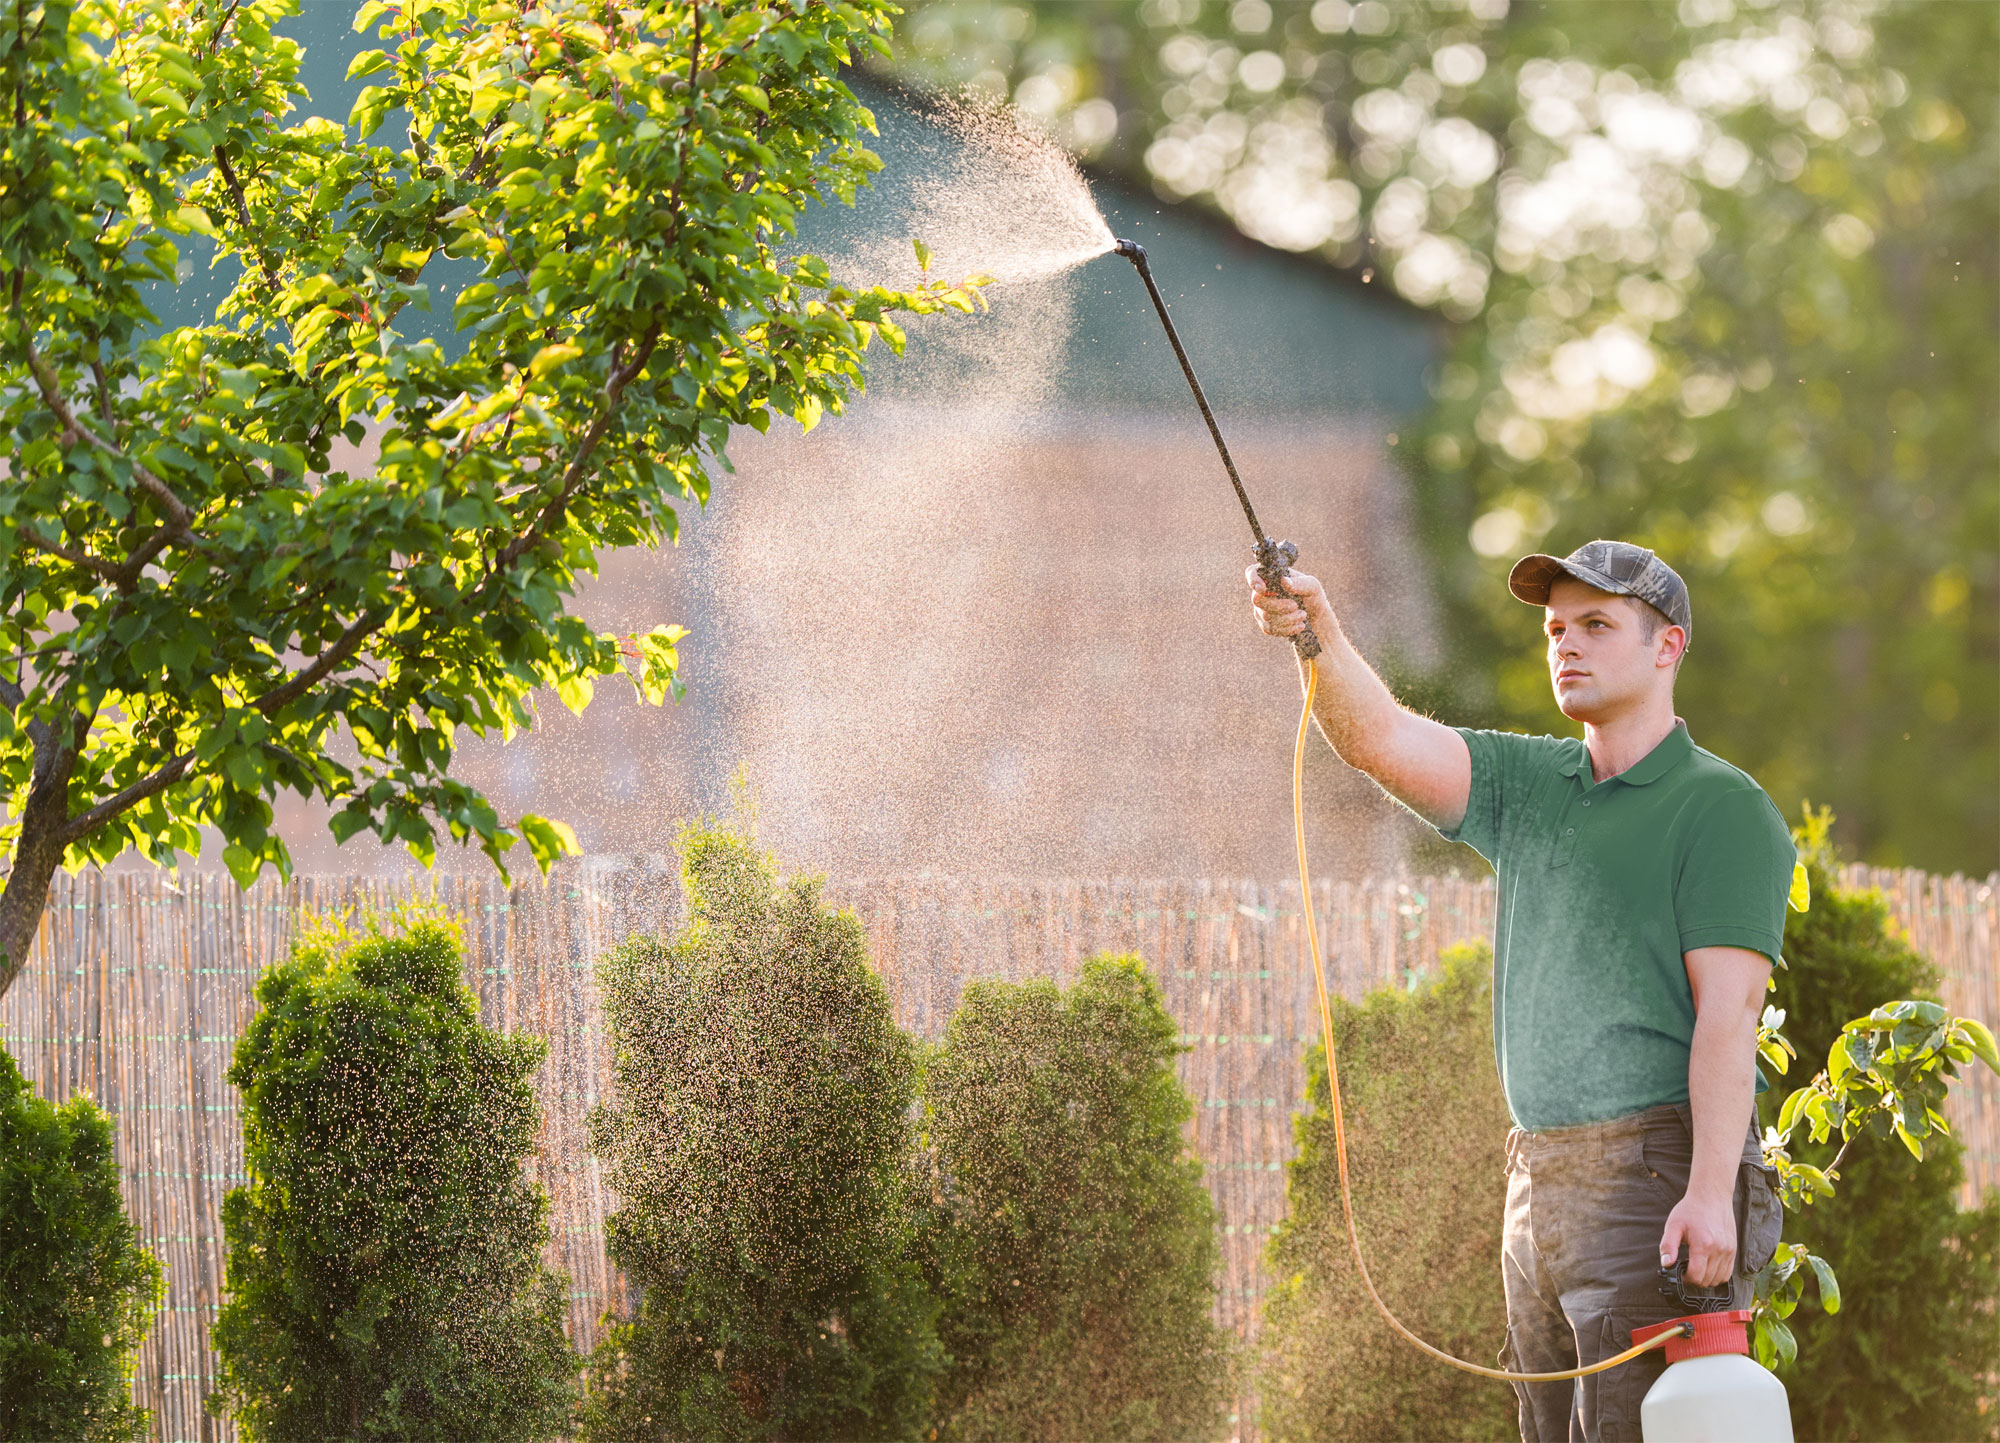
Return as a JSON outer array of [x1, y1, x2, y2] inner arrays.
[[346, 49, 394, 80], [631, 625, 686, 706], [1958, 1018, 2000, 1075], [516, 814, 579, 872], [912, 237, 932, 273], [1776, 1087, 1807, 1139], [735, 84, 771, 114], [1787, 859, 1810, 911], [528, 342, 581, 379], [1805, 1253, 1841, 1313], [221, 843, 262, 890], [555, 673, 593, 716]]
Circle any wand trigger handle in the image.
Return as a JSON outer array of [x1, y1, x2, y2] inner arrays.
[[1258, 539, 1323, 662]]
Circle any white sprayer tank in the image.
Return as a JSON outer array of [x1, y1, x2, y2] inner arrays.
[[1633, 1310, 1793, 1443]]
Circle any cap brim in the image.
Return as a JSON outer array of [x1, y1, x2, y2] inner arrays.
[[1507, 554, 1631, 606]]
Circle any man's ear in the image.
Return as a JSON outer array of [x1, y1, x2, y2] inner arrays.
[[1657, 623, 1688, 670]]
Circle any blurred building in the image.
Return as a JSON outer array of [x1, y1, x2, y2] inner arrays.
[[245, 46, 1445, 881]]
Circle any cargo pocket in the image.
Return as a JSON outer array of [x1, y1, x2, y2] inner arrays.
[[1594, 1310, 1674, 1443], [1738, 1161, 1783, 1277]]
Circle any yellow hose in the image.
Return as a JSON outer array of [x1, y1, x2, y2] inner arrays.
[[1293, 657, 1688, 1382]]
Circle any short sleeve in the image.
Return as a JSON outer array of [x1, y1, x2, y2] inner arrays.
[[1675, 786, 1795, 965], [1439, 728, 1569, 865]]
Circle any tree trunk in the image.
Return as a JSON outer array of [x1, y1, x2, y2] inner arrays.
[[0, 733, 78, 999]]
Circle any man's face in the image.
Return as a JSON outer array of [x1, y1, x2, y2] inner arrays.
[[1544, 578, 1683, 724]]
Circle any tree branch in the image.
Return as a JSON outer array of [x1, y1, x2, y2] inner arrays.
[[16, 527, 125, 584], [24, 343, 201, 543], [203, 0, 244, 57], [212, 145, 282, 288], [58, 750, 193, 844], [54, 604, 391, 846], [491, 325, 659, 573], [251, 604, 391, 718], [663, 2, 703, 227]]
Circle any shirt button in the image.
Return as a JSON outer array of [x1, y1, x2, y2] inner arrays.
[[1566, 827, 1575, 836], [1582, 800, 1591, 807]]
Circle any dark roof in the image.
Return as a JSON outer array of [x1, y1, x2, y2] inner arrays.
[[835, 77, 1440, 417]]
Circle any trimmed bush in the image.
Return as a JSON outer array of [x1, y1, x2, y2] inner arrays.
[[0, 1049, 161, 1442], [920, 953, 1231, 1443], [210, 912, 577, 1440], [1259, 941, 1516, 1443], [582, 819, 941, 1441], [1766, 836, 2000, 1441]]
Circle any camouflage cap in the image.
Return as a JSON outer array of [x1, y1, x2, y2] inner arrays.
[[1508, 540, 1692, 641]]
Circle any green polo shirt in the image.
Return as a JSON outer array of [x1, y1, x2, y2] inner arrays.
[[1440, 721, 1794, 1131]]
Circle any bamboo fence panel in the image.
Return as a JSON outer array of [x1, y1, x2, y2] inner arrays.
[[0, 863, 1991, 1441], [1835, 864, 2000, 1202]]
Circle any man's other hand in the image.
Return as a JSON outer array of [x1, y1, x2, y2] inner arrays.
[[1247, 565, 1330, 641], [1659, 1189, 1736, 1288]]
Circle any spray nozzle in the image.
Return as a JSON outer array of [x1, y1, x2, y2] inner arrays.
[[1113, 238, 1147, 264], [1256, 538, 1299, 584]]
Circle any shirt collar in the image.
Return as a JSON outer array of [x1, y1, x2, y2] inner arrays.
[[1561, 721, 1695, 786]]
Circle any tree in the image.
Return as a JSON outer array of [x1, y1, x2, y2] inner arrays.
[[1752, 811, 2000, 1441], [887, 0, 1997, 874], [209, 911, 576, 1440], [918, 953, 1231, 1443], [582, 818, 941, 1441], [0, 1049, 162, 1443], [0, 0, 981, 994], [1258, 942, 1514, 1443]]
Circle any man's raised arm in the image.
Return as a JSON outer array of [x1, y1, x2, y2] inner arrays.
[[1248, 567, 1471, 831]]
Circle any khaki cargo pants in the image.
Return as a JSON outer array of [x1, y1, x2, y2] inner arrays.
[[1500, 1102, 1784, 1443]]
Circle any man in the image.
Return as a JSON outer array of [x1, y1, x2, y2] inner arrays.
[[1248, 539, 1789, 1443]]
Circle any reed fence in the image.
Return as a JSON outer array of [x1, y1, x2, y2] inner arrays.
[[0, 860, 1992, 1443]]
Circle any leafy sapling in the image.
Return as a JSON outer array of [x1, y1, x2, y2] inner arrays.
[[1751, 996, 1998, 1368], [0, 0, 981, 996], [1744, 811, 2000, 1370]]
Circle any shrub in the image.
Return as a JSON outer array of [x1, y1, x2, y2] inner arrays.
[[210, 912, 577, 1440], [582, 819, 940, 1441], [1259, 942, 1516, 1443], [1765, 832, 2000, 1441], [0, 1049, 161, 1442], [919, 953, 1232, 1443]]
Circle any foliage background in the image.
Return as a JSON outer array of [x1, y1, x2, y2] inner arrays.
[[1258, 941, 1515, 1443], [210, 913, 576, 1440], [885, 0, 1997, 876], [0, 1048, 162, 1443], [918, 953, 1232, 1443], [583, 820, 941, 1441]]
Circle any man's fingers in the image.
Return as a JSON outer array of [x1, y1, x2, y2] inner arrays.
[[1658, 1217, 1685, 1269], [1689, 1238, 1735, 1288]]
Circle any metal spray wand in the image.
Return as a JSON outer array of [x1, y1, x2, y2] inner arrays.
[[1112, 238, 1322, 661]]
